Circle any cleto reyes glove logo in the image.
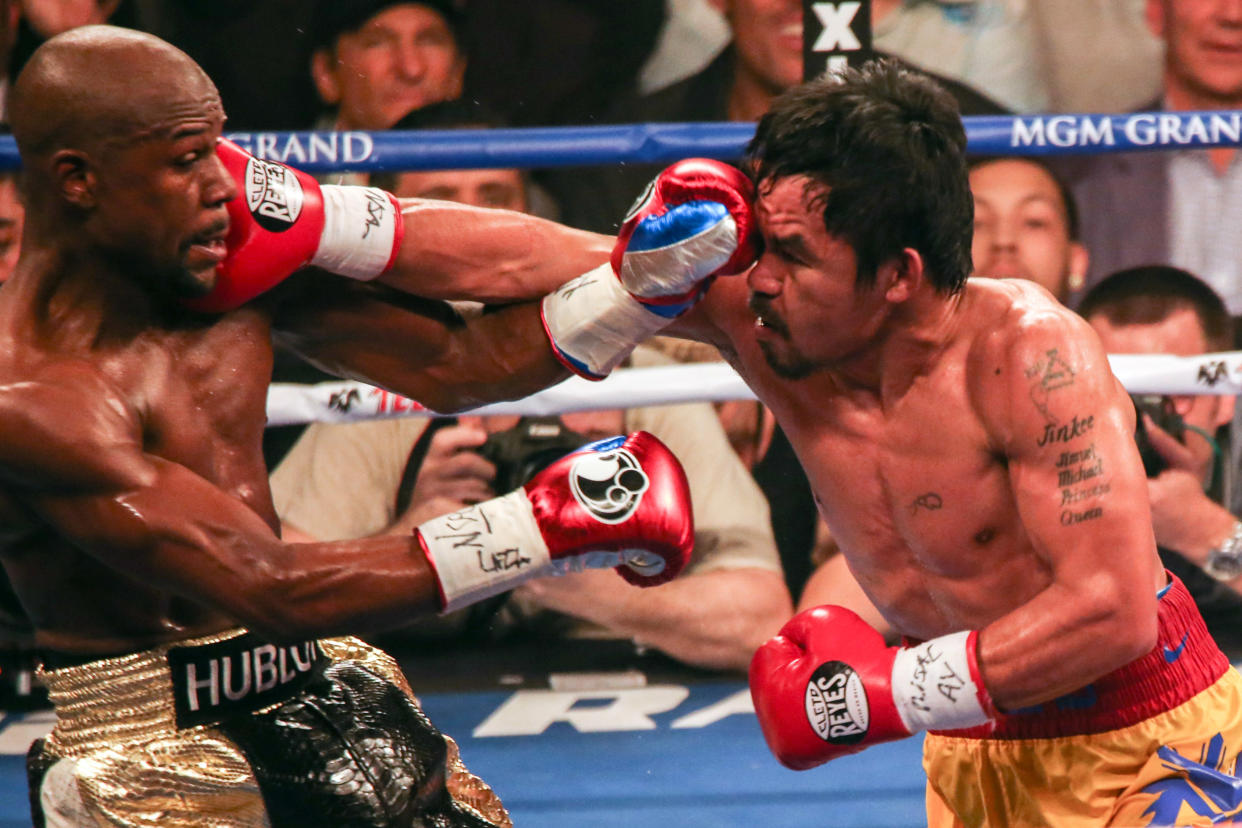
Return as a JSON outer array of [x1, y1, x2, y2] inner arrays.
[[244, 157, 305, 232], [568, 441, 650, 524], [805, 662, 870, 745]]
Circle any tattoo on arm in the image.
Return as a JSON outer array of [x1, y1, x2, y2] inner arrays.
[[1025, 348, 1076, 424], [1053, 441, 1109, 527], [1036, 412, 1095, 447], [910, 492, 944, 515]]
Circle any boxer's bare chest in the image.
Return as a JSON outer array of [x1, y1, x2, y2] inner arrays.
[[104, 310, 278, 526], [735, 352, 1039, 634], [0, 308, 280, 646]]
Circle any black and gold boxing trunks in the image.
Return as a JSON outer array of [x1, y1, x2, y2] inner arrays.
[[26, 629, 509, 828]]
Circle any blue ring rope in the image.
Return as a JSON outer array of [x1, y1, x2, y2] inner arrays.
[[0, 111, 1237, 171]]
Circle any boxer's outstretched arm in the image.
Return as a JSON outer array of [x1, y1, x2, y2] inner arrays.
[[272, 158, 757, 407], [2, 365, 442, 640], [383, 199, 613, 303], [271, 275, 568, 414], [7, 366, 692, 642], [194, 140, 612, 311], [975, 309, 1162, 710]]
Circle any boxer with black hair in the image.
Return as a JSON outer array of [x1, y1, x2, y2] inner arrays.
[[546, 60, 1242, 825]]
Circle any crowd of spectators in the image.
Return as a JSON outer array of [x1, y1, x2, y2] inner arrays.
[[1, 0, 1242, 683]]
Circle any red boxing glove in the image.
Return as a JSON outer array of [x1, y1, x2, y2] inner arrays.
[[416, 431, 693, 612], [184, 139, 404, 312], [749, 606, 995, 770], [542, 159, 758, 379], [612, 157, 758, 311]]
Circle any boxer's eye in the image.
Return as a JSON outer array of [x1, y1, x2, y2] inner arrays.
[[174, 149, 204, 168]]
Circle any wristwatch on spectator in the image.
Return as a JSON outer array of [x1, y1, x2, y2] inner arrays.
[[1204, 520, 1242, 582]]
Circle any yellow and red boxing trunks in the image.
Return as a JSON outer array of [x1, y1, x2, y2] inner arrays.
[[925, 574, 1242, 827], [26, 629, 510, 828]]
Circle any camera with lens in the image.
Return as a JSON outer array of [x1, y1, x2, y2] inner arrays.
[[477, 416, 594, 492], [1131, 394, 1186, 477]]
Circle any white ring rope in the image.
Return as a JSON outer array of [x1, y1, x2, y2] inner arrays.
[[266, 352, 1242, 426]]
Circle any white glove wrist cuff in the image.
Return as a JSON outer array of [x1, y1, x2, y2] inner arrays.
[[418, 489, 551, 613], [890, 630, 994, 733], [311, 186, 401, 280], [541, 264, 672, 379]]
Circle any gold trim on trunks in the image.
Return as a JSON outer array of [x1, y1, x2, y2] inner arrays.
[[36, 630, 510, 828]]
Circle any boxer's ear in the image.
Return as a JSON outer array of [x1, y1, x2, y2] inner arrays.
[[880, 248, 923, 304], [50, 149, 96, 209]]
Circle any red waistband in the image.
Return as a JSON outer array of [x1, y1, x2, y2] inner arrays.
[[932, 574, 1229, 740]]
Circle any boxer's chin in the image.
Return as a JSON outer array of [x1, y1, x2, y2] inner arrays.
[[758, 339, 817, 380], [169, 263, 216, 300]]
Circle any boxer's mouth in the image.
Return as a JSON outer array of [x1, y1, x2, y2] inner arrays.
[[187, 222, 229, 265], [749, 295, 787, 337]]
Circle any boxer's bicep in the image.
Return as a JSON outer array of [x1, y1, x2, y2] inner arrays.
[[33, 454, 279, 586], [35, 453, 443, 638], [999, 321, 1153, 582], [2, 380, 291, 617], [0, 366, 152, 493], [660, 274, 753, 353]]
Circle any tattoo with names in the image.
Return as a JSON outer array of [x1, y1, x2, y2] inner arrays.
[[1036, 413, 1094, 447], [1054, 442, 1103, 486], [1060, 505, 1103, 525], [1051, 442, 1109, 526]]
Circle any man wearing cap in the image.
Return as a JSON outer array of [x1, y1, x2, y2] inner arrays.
[[310, 0, 465, 132]]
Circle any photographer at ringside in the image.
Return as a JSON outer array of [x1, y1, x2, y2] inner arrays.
[[269, 342, 792, 673], [1079, 265, 1242, 657]]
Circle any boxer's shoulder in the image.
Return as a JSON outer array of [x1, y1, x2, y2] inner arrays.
[[964, 279, 1100, 379], [0, 357, 144, 491]]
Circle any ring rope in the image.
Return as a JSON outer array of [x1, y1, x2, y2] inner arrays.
[[1, 112, 1222, 424], [0, 111, 1238, 171], [266, 352, 1242, 426]]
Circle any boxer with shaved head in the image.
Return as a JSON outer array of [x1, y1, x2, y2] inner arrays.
[[0, 26, 716, 828]]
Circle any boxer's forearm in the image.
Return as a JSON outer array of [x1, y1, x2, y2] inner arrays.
[[276, 287, 569, 414], [516, 567, 792, 671], [243, 535, 446, 640], [976, 572, 1157, 712], [362, 302, 569, 414], [381, 200, 612, 303]]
